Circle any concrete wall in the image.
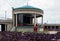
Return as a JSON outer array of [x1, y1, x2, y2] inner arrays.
[[7, 24, 13, 31]]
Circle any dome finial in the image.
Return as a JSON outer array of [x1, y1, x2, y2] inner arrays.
[[27, 0, 29, 6]]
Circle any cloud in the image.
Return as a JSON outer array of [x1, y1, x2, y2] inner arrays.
[[0, 0, 60, 24], [29, 0, 55, 9], [0, 0, 28, 18], [6, 0, 28, 7]]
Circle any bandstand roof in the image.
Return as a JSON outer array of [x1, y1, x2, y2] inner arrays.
[[14, 5, 43, 13]]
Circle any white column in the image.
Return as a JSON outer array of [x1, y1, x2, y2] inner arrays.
[[34, 14, 36, 26], [16, 14, 17, 27], [41, 16, 43, 27], [12, 7, 14, 27], [5, 24, 7, 31]]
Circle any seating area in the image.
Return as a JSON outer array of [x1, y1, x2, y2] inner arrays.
[[0, 31, 60, 41]]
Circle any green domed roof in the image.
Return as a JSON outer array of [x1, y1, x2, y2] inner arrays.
[[14, 5, 41, 10], [14, 5, 43, 13], [19, 5, 37, 8]]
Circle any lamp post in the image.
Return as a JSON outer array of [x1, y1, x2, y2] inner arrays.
[[5, 11, 7, 20]]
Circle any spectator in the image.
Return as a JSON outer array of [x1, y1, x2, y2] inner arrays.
[[34, 24, 38, 32]]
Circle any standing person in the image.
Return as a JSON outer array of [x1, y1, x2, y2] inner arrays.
[[34, 24, 38, 32]]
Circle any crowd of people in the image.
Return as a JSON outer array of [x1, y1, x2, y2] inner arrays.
[[0, 31, 60, 41]]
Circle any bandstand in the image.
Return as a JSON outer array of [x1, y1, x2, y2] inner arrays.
[[12, 5, 44, 32]]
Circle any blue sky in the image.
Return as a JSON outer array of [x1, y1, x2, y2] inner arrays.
[[0, 0, 60, 24]]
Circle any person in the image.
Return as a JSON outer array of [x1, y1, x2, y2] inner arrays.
[[34, 24, 38, 32]]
